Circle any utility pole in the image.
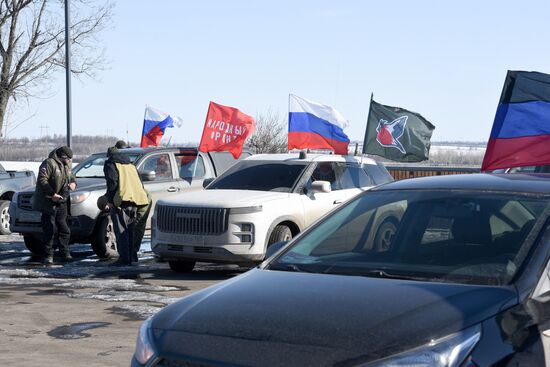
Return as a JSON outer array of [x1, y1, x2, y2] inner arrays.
[[39, 125, 49, 137], [65, 0, 72, 148]]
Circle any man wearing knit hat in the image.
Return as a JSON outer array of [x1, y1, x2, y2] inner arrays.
[[33, 146, 77, 264]]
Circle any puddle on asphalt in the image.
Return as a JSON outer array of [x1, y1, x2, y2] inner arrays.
[[47, 322, 111, 339]]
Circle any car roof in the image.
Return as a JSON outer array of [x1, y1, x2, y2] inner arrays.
[[86, 147, 200, 157], [245, 153, 378, 165], [372, 173, 550, 195]]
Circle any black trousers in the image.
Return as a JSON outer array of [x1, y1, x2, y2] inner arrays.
[[110, 205, 137, 264], [41, 202, 70, 257]]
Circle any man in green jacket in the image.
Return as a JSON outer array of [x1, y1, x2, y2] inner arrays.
[[33, 146, 77, 264]]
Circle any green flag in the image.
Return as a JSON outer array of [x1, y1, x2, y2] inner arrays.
[[363, 99, 435, 162]]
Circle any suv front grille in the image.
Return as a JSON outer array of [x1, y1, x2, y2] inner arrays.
[[157, 205, 228, 235], [18, 193, 34, 210]]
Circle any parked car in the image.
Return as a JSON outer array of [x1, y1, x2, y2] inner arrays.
[[152, 153, 395, 272], [9, 147, 250, 258], [134, 173, 550, 367], [0, 162, 35, 235]]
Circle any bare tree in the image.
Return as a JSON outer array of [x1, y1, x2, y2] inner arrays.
[[0, 0, 113, 136], [247, 109, 288, 154]]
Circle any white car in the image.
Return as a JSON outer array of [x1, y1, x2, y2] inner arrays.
[[152, 153, 394, 272]]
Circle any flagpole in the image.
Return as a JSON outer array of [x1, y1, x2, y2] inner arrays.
[[287, 94, 291, 153], [194, 102, 213, 180], [140, 104, 148, 147], [361, 93, 374, 165]]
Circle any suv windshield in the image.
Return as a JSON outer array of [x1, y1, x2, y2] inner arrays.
[[208, 161, 309, 192], [74, 153, 140, 178], [268, 190, 549, 286]]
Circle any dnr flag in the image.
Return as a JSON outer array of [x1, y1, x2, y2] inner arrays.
[[363, 99, 435, 162], [481, 70, 550, 171]]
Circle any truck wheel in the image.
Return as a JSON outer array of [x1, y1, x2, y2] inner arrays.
[[373, 219, 397, 252], [168, 260, 196, 273], [24, 235, 44, 256], [91, 215, 118, 259], [268, 225, 293, 245], [0, 200, 11, 235]]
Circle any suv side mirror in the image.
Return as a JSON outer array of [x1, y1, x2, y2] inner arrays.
[[202, 177, 215, 188], [140, 170, 156, 182], [311, 181, 331, 193]]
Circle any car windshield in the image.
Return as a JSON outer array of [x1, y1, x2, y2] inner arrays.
[[73, 153, 140, 178], [268, 190, 549, 286], [208, 161, 309, 192]]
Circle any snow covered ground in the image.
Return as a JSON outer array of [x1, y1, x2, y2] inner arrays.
[[0, 233, 249, 320]]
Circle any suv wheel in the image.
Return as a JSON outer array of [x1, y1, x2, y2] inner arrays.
[[169, 260, 196, 273], [268, 224, 293, 245], [91, 215, 118, 259], [0, 200, 11, 235], [24, 235, 44, 256]]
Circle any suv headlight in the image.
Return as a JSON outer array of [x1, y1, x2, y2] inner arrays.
[[230, 206, 263, 214], [361, 325, 481, 367], [134, 317, 155, 365], [70, 191, 90, 204]]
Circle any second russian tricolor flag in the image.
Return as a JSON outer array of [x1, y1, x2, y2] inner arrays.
[[288, 94, 350, 155]]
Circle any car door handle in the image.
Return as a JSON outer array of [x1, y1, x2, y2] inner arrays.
[[167, 187, 179, 192], [333, 199, 343, 204]]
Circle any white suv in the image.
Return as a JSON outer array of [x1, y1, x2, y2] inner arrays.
[[152, 153, 393, 272]]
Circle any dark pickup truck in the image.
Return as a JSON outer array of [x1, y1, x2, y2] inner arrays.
[[9, 147, 250, 257], [0, 162, 36, 235]]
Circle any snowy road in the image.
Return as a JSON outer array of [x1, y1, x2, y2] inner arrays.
[[0, 234, 250, 366]]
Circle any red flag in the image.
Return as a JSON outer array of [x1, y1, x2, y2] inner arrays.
[[199, 101, 256, 158]]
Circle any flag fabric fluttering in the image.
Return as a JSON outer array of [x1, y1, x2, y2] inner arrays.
[[140, 106, 183, 148], [288, 94, 350, 155], [198, 101, 256, 159], [363, 98, 435, 162], [481, 70, 550, 171]]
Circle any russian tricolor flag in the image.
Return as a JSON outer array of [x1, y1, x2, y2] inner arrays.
[[140, 106, 183, 147], [288, 94, 350, 155], [482, 71, 550, 171]]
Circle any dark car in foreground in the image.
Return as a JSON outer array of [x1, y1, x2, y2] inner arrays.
[[133, 173, 550, 367]]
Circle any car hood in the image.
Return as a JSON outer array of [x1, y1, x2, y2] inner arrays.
[[16, 177, 105, 195], [70, 177, 106, 192], [157, 189, 291, 208], [151, 268, 517, 366]]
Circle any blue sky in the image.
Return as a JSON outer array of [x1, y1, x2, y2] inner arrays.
[[7, 0, 550, 144]]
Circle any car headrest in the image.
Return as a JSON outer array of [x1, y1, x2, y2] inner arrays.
[[451, 214, 492, 245]]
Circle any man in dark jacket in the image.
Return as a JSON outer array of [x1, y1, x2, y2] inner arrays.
[[33, 146, 77, 264], [102, 146, 149, 265]]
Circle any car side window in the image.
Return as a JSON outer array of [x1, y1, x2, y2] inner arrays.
[[337, 164, 373, 189], [310, 162, 340, 190], [141, 154, 172, 181], [363, 163, 394, 185], [176, 154, 205, 179]]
